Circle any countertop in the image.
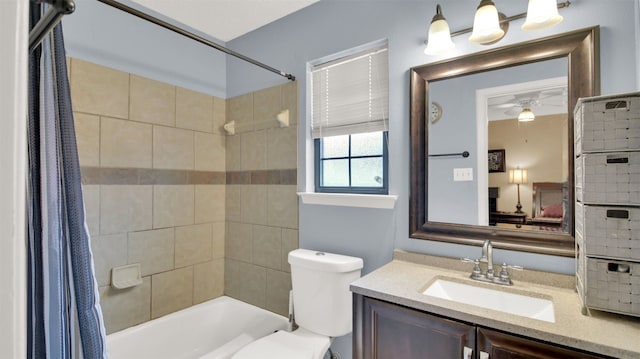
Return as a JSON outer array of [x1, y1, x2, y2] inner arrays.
[[350, 251, 640, 359]]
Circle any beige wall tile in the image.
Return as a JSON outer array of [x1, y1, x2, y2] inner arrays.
[[267, 185, 298, 229], [266, 269, 292, 317], [194, 185, 225, 223], [99, 277, 151, 334], [213, 97, 226, 134], [241, 185, 267, 225], [281, 81, 298, 125], [253, 86, 281, 130], [253, 225, 282, 270], [225, 134, 242, 172], [153, 126, 194, 170], [267, 126, 297, 170], [151, 267, 193, 319], [130, 75, 176, 127], [281, 228, 299, 272], [74, 113, 100, 167], [70, 59, 129, 119], [100, 185, 152, 235], [176, 87, 213, 133], [228, 93, 253, 132], [128, 228, 174, 276], [224, 259, 266, 308], [82, 185, 100, 236], [226, 222, 252, 263], [225, 185, 241, 222], [101, 117, 152, 168], [212, 222, 225, 259], [175, 223, 212, 268], [153, 185, 194, 228], [241, 130, 267, 171], [91, 234, 127, 287], [195, 132, 225, 171], [193, 259, 224, 304]]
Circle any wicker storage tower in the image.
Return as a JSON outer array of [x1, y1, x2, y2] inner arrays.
[[574, 92, 640, 317]]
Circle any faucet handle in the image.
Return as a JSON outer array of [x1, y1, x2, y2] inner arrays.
[[498, 263, 523, 283], [462, 258, 482, 278]]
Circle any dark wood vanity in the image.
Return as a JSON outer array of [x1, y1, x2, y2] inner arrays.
[[353, 294, 609, 359]]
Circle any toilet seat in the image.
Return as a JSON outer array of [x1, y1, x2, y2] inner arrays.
[[231, 328, 330, 359]]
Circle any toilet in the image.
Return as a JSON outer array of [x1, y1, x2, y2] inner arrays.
[[232, 248, 363, 359]]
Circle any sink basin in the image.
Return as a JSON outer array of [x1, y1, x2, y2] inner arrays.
[[423, 278, 555, 323]]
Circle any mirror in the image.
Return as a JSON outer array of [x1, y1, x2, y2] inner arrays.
[[409, 27, 600, 256]]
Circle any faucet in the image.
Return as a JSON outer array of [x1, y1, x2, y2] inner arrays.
[[462, 240, 522, 286], [480, 240, 494, 279]]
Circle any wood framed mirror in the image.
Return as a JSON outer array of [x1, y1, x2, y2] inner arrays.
[[409, 27, 600, 256]]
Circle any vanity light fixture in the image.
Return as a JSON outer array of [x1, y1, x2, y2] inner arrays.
[[423, 1, 570, 55], [424, 4, 455, 55], [522, 0, 564, 30], [469, 0, 506, 44], [518, 107, 536, 122], [508, 167, 528, 214]]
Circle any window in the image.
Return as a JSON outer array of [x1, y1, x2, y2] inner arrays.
[[311, 44, 389, 194]]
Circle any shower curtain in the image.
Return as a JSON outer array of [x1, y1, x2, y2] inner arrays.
[[27, 3, 108, 358]]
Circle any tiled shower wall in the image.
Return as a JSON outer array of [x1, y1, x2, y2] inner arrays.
[[69, 58, 227, 333], [225, 82, 299, 317]]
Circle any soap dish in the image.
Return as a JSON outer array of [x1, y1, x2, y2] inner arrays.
[[111, 263, 143, 289]]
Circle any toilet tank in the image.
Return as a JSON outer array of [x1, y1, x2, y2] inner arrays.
[[288, 249, 363, 337]]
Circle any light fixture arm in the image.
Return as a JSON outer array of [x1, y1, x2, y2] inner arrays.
[[449, 1, 570, 38]]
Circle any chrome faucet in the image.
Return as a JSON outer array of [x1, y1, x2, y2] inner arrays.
[[481, 240, 494, 279], [462, 240, 522, 286]]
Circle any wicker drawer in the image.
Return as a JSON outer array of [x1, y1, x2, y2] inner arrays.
[[576, 205, 640, 260], [584, 258, 640, 316], [575, 93, 640, 155], [575, 152, 640, 205]]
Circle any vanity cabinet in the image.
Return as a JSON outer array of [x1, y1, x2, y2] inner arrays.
[[353, 294, 608, 359]]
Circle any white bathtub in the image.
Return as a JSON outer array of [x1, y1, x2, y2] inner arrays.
[[106, 296, 289, 359]]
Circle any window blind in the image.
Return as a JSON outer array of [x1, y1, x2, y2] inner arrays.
[[311, 47, 389, 139]]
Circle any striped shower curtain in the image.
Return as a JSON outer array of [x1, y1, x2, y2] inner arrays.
[[27, 3, 108, 358]]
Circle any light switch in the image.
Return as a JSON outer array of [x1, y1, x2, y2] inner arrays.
[[453, 168, 473, 181]]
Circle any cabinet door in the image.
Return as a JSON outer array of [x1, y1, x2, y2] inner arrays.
[[477, 327, 607, 359], [355, 295, 475, 359]]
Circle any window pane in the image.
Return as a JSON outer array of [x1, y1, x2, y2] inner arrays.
[[351, 157, 383, 187], [351, 132, 383, 156], [322, 159, 349, 186], [321, 135, 349, 158]]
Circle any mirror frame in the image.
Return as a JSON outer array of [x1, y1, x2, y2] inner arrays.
[[409, 27, 600, 257]]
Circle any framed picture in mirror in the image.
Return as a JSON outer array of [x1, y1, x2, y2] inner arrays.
[[488, 149, 505, 173]]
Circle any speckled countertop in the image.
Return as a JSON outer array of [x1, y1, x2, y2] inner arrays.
[[350, 250, 640, 359]]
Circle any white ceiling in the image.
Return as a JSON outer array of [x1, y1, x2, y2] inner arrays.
[[130, 0, 320, 42]]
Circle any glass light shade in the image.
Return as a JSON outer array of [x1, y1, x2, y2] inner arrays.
[[509, 168, 528, 184], [425, 19, 455, 55], [522, 0, 563, 31], [518, 108, 535, 122], [425, 5, 455, 55], [469, 0, 504, 44]]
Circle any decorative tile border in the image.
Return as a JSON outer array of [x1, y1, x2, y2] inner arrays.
[[81, 167, 296, 186]]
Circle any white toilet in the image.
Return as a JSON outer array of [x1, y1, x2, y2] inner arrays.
[[232, 248, 363, 359]]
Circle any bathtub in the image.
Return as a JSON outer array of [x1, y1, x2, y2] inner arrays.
[[106, 296, 289, 359]]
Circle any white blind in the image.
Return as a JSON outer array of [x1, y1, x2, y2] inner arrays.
[[311, 47, 389, 138]]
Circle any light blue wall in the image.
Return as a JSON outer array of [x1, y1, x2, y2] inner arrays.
[[227, 0, 639, 280], [62, 0, 227, 97]]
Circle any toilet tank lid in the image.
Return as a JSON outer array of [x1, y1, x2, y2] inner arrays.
[[288, 249, 363, 272]]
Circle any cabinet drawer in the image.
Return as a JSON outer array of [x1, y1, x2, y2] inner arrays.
[[575, 204, 640, 260], [575, 152, 640, 205]]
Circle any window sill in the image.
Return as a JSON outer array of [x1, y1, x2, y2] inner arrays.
[[298, 192, 397, 209]]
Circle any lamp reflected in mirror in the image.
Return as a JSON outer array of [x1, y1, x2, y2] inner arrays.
[[518, 107, 536, 122], [508, 167, 528, 213]]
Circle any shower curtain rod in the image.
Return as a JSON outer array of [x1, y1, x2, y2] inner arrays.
[[96, 0, 296, 81], [29, 0, 76, 52]]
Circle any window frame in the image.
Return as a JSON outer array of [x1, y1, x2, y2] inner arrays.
[[314, 131, 389, 195]]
